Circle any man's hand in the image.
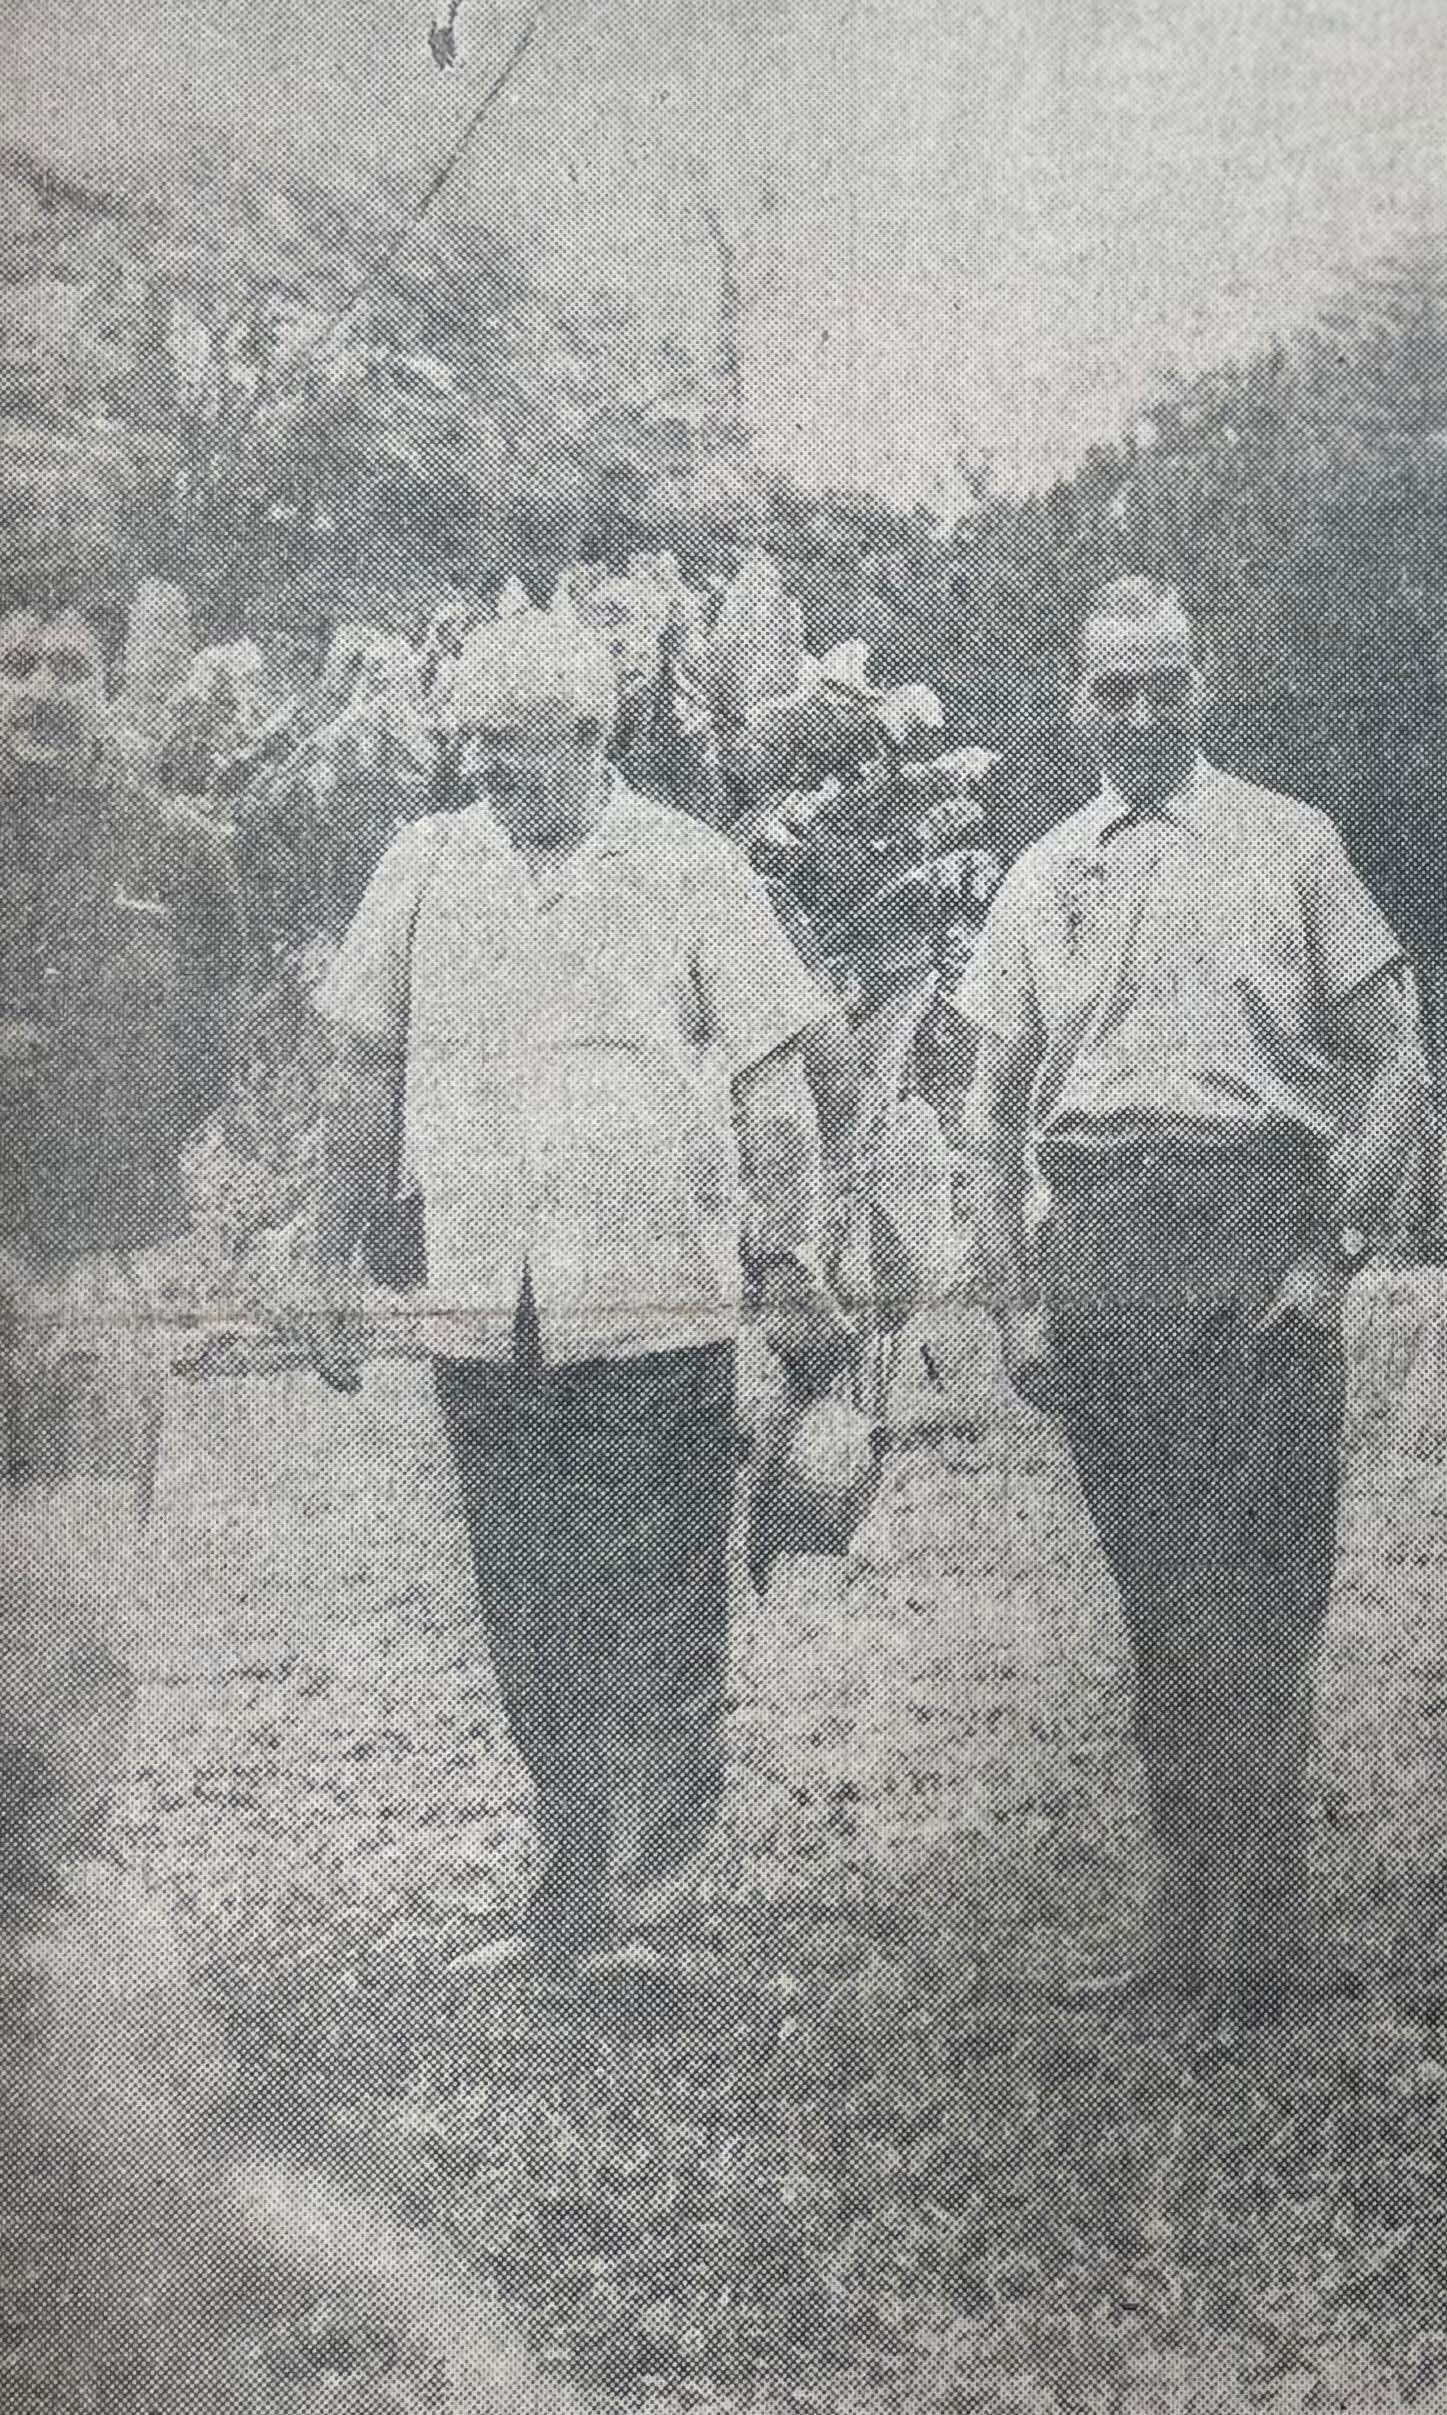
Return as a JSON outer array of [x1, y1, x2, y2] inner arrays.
[[758, 1256, 859, 1391], [824, 1190, 876, 1320], [302, 1310, 365, 1395], [1255, 1245, 1352, 1340], [300, 1268, 366, 1395], [997, 1297, 1062, 1414]]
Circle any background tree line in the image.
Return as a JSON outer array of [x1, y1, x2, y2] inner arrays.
[[5, 142, 1447, 1039]]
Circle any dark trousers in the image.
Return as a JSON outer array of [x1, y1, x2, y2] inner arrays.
[[1037, 1132, 1347, 1969], [434, 1334, 738, 1886], [1, 1257, 152, 1910]]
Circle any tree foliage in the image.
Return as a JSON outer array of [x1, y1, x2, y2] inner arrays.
[[6, 131, 1447, 970], [0, 141, 743, 652], [756, 260, 1447, 962]]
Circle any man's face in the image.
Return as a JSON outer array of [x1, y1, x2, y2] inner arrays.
[[0, 611, 107, 783], [458, 703, 608, 848], [1075, 608, 1204, 808]]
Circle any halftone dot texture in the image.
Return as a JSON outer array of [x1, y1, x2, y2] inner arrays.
[[4, 5, 1447, 2412]]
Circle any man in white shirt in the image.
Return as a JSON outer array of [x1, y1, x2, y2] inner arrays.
[[958, 577, 1428, 1998], [309, 611, 857, 1958]]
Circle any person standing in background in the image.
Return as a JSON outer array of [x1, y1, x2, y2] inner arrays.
[[0, 596, 244, 1550], [0, 592, 301, 2415]]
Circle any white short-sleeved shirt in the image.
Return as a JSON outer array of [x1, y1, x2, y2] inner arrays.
[[956, 759, 1405, 1146], [317, 775, 835, 1362]]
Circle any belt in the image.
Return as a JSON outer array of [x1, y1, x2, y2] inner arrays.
[[1036, 1123, 1320, 1200]]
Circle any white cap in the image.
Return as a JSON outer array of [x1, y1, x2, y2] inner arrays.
[[445, 609, 617, 737]]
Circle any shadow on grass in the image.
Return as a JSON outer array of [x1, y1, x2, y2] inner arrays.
[[201, 1820, 1447, 2414]]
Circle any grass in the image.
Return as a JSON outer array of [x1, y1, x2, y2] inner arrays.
[[114, 1272, 1447, 2414]]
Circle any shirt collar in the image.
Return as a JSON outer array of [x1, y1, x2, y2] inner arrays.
[[461, 766, 633, 862], [1094, 753, 1217, 843]]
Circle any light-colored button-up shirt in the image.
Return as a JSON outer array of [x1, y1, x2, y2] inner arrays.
[[317, 776, 836, 1362], [956, 758, 1405, 1146]]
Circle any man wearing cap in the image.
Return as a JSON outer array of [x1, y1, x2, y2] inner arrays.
[[308, 609, 858, 1958], [958, 576, 1428, 1995]]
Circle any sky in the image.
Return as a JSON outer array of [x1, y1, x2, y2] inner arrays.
[[6, 0, 1447, 511]]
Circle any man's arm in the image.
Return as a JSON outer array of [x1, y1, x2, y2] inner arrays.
[[307, 1026, 403, 1392], [146, 799, 250, 1131], [734, 1042, 826, 1264], [1325, 963, 1432, 1232], [798, 1009, 865, 1233], [301, 817, 431, 1387], [684, 817, 864, 1310], [958, 1024, 1037, 1308], [735, 1041, 857, 1382], [1261, 964, 1432, 1335], [690, 827, 863, 1204], [957, 1021, 1053, 1401], [316, 1027, 402, 1275]]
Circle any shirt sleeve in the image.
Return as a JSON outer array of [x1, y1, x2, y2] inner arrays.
[[950, 855, 1043, 1050], [690, 834, 840, 1079], [314, 817, 436, 1045], [1304, 819, 1406, 1011]]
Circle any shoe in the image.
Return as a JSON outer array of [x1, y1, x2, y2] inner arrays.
[[448, 1932, 534, 1978], [576, 1869, 721, 1986], [573, 1935, 672, 1982]]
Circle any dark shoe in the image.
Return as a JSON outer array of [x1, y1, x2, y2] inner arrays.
[[578, 1864, 720, 1984]]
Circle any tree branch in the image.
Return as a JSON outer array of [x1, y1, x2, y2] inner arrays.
[[321, 17, 539, 356]]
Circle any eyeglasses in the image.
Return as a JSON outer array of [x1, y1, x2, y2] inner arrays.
[[1087, 667, 1196, 716]]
